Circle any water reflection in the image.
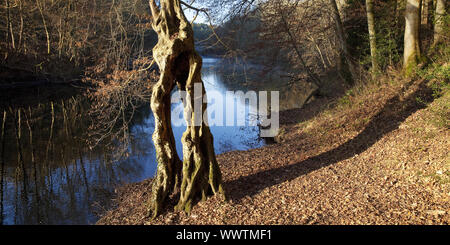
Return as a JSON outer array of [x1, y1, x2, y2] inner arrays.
[[0, 57, 266, 225]]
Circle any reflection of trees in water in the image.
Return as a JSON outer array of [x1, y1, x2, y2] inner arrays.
[[0, 59, 269, 224], [201, 63, 268, 154], [1, 111, 5, 224], [238, 125, 266, 149], [203, 58, 317, 111], [214, 125, 265, 154], [0, 97, 154, 224]]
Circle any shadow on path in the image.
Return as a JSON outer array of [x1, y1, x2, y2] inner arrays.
[[226, 79, 435, 202]]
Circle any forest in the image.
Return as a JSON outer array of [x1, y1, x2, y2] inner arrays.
[[0, 0, 448, 226]]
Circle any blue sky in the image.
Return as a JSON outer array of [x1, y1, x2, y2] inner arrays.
[[183, 6, 208, 24]]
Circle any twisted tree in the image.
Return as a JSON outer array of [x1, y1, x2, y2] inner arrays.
[[147, 0, 225, 218]]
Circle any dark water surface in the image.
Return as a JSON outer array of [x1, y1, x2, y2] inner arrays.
[[0, 58, 267, 225]]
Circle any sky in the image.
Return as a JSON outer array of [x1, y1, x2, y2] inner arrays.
[[183, 6, 209, 24]]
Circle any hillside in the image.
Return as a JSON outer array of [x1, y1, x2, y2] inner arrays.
[[98, 62, 449, 225]]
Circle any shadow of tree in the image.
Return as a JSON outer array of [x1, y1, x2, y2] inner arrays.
[[226, 79, 435, 202]]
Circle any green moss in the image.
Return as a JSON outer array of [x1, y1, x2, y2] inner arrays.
[[337, 89, 354, 108], [403, 55, 419, 77]]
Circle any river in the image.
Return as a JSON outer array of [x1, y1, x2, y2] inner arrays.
[[0, 57, 269, 225]]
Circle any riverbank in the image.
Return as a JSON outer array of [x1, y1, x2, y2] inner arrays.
[[97, 63, 450, 225], [0, 80, 89, 110]]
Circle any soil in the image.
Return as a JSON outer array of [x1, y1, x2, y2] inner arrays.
[[97, 73, 449, 225]]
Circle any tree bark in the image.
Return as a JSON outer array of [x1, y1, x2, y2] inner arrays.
[[147, 0, 224, 218], [403, 0, 422, 75], [36, 0, 51, 54], [433, 0, 446, 46], [279, 10, 322, 88], [18, 0, 24, 51], [328, 0, 356, 84], [426, 0, 434, 29], [366, 0, 379, 74], [6, 0, 15, 49], [307, 29, 329, 69]]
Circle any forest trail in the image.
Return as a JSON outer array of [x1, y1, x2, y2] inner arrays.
[[98, 69, 449, 225]]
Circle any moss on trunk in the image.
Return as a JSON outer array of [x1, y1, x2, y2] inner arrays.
[[403, 0, 422, 76]]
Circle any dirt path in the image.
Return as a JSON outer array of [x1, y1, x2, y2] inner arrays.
[[98, 76, 449, 225]]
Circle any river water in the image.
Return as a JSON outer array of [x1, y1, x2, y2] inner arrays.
[[0, 57, 269, 225]]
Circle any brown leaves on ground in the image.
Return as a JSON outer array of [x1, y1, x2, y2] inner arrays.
[[97, 73, 450, 225]]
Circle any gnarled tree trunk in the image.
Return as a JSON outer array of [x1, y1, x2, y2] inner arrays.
[[147, 0, 224, 218]]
